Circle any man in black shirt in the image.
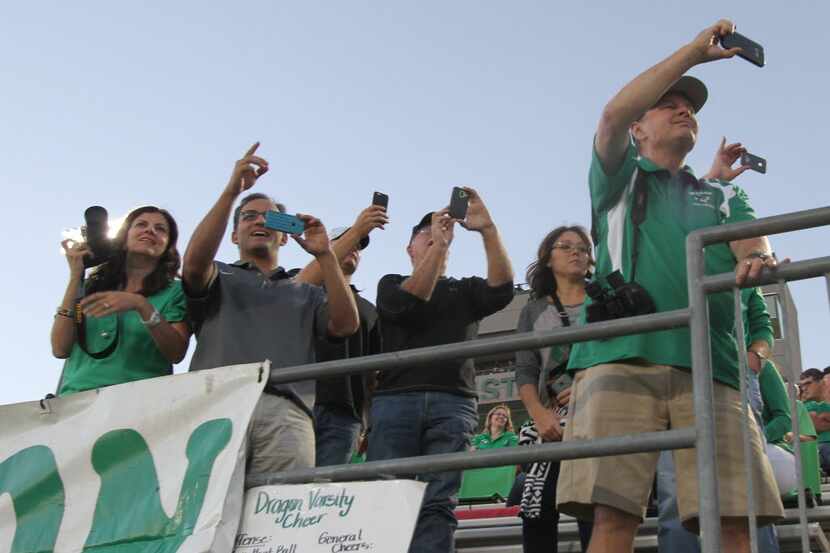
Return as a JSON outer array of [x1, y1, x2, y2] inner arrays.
[[369, 187, 514, 553], [312, 220, 384, 466]]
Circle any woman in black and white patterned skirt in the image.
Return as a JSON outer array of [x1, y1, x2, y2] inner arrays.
[[514, 225, 594, 553]]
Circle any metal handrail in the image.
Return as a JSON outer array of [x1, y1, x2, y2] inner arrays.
[[252, 205, 830, 553]]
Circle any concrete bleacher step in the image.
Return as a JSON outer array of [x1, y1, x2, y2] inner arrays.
[[456, 506, 830, 552]]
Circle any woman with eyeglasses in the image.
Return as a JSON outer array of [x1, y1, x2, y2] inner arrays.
[[514, 225, 594, 553], [52, 206, 190, 395], [472, 404, 518, 450]]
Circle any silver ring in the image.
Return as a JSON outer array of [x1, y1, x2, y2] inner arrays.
[[103, 302, 111, 309]]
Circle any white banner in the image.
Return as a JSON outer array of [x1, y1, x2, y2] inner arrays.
[[0, 363, 266, 553], [234, 480, 426, 553]]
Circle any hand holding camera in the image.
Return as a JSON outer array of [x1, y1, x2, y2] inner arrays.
[[61, 239, 90, 280]]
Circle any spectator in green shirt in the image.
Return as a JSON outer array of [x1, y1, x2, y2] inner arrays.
[[472, 404, 518, 450], [53, 206, 190, 394], [800, 368, 830, 472]]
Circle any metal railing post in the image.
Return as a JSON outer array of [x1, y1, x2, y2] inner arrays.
[[734, 288, 758, 553], [779, 280, 810, 553], [687, 234, 722, 553]]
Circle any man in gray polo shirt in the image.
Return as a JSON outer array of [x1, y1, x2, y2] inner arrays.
[[182, 142, 359, 477]]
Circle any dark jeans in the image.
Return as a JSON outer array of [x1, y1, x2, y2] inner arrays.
[[521, 461, 592, 552], [313, 404, 362, 467], [819, 443, 830, 475], [367, 391, 478, 553]]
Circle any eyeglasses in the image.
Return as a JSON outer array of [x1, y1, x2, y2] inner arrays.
[[552, 242, 590, 255], [239, 210, 269, 222]]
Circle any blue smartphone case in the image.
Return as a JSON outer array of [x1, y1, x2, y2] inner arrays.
[[264, 211, 305, 234]]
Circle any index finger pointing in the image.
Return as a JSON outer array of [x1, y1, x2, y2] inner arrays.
[[244, 142, 260, 157]]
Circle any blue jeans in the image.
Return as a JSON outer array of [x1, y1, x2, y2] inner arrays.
[[818, 443, 830, 476], [313, 404, 362, 467], [367, 391, 478, 553], [656, 451, 780, 553]]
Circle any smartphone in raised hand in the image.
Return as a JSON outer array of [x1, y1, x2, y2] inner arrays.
[[372, 191, 389, 210], [741, 152, 767, 174], [264, 211, 305, 234], [721, 31, 765, 67], [448, 187, 469, 220]]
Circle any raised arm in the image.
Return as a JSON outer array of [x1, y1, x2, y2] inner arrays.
[[458, 187, 513, 287], [292, 214, 359, 337], [294, 205, 388, 285], [182, 143, 269, 294], [596, 20, 740, 174], [51, 240, 88, 358], [401, 210, 454, 301]]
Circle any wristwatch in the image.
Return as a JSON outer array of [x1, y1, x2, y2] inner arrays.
[[141, 308, 163, 328]]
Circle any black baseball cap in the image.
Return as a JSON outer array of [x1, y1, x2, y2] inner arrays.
[[411, 212, 434, 240], [801, 368, 824, 382]]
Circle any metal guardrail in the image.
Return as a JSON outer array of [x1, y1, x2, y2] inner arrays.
[[250, 205, 830, 553]]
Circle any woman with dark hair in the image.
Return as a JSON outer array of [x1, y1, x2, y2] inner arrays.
[[514, 225, 593, 552], [51, 206, 190, 394]]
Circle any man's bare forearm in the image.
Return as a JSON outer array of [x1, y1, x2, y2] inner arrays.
[[183, 191, 236, 292], [401, 244, 448, 301], [295, 227, 363, 286], [319, 251, 359, 337], [481, 226, 513, 287]]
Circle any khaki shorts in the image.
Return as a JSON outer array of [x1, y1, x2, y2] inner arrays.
[[556, 362, 784, 530], [245, 393, 315, 485]]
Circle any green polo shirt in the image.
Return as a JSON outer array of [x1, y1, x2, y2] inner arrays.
[[567, 142, 756, 390], [743, 287, 774, 350], [804, 400, 830, 444], [58, 281, 187, 395], [472, 431, 518, 450], [757, 361, 791, 446]]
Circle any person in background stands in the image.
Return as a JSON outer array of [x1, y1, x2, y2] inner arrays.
[[472, 404, 518, 450]]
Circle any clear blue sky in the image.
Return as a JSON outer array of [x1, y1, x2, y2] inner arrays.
[[2, 2, 828, 405]]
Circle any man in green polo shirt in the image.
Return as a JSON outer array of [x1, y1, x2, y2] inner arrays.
[[800, 369, 830, 472], [555, 19, 785, 553]]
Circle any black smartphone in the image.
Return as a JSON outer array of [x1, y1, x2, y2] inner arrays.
[[448, 187, 469, 220], [372, 191, 389, 210], [721, 32, 765, 67], [741, 152, 767, 174]]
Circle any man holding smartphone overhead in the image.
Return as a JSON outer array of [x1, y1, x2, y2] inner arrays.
[[555, 20, 784, 553], [368, 187, 514, 553], [293, 200, 389, 467], [182, 143, 359, 479]]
